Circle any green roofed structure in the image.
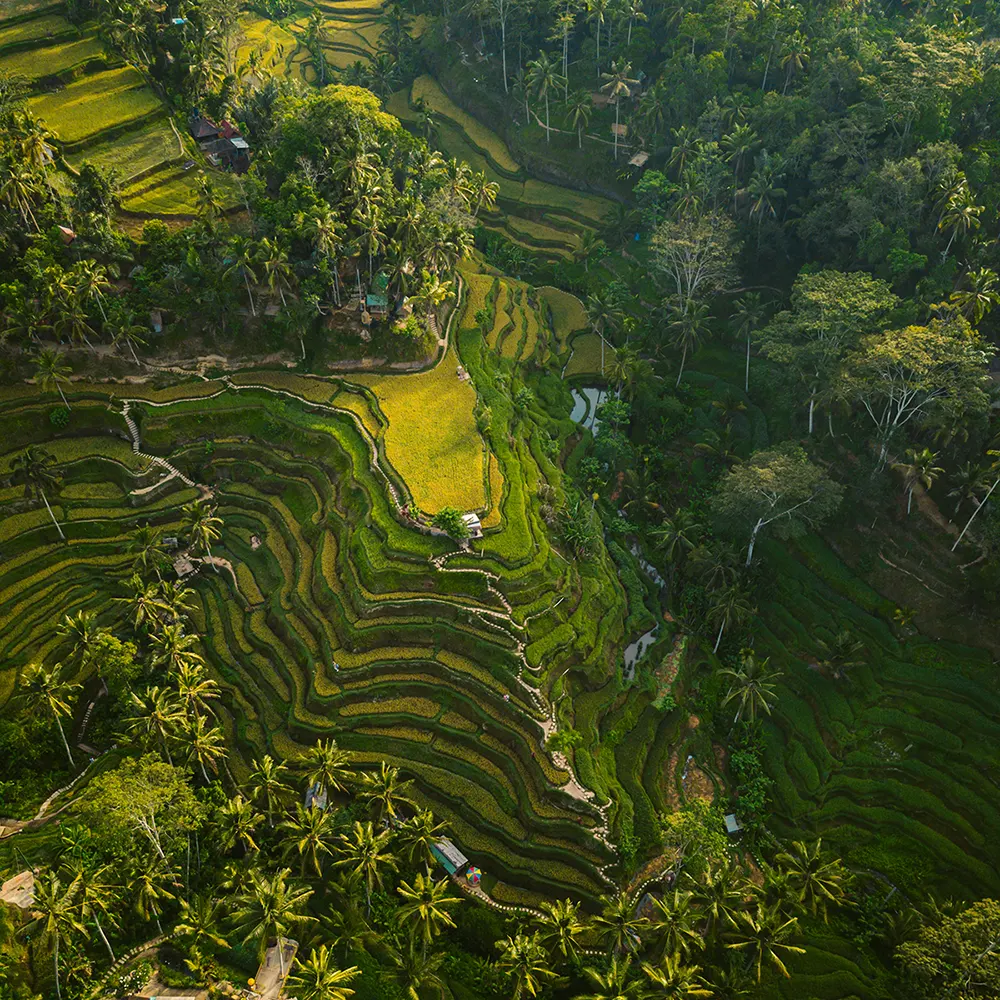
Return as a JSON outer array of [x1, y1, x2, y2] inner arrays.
[[431, 838, 469, 875]]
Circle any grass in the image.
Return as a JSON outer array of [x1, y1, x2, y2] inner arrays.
[[121, 164, 242, 216], [0, 33, 104, 80], [539, 286, 589, 349], [28, 66, 162, 145], [349, 345, 486, 513], [412, 75, 521, 175]]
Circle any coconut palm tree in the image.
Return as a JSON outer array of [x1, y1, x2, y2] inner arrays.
[[779, 30, 810, 94], [175, 662, 220, 722], [526, 51, 565, 143], [600, 60, 639, 160], [297, 738, 353, 799], [686, 860, 746, 943], [951, 266, 1000, 324], [720, 652, 781, 725], [73, 260, 116, 323], [129, 857, 177, 934], [174, 895, 230, 954], [746, 152, 786, 248], [892, 447, 943, 516], [10, 445, 64, 539], [33, 348, 73, 410], [725, 904, 805, 980], [586, 0, 611, 75], [575, 955, 649, 999], [248, 754, 292, 828], [257, 238, 295, 309], [564, 89, 592, 149], [219, 794, 265, 855], [117, 573, 172, 632], [127, 524, 171, 580], [150, 623, 204, 676], [396, 873, 461, 955], [19, 662, 80, 769], [948, 460, 989, 517], [182, 499, 223, 571], [812, 629, 864, 681], [775, 839, 852, 922], [650, 890, 703, 962], [280, 804, 336, 877], [731, 292, 764, 392], [126, 685, 185, 764], [225, 236, 260, 316], [533, 897, 589, 966], [334, 821, 397, 914], [105, 303, 148, 366], [666, 297, 711, 388], [938, 186, 982, 259], [497, 932, 559, 1000], [288, 945, 360, 1000], [640, 954, 713, 998], [232, 868, 315, 977], [706, 583, 756, 653], [72, 862, 120, 963], [397, 810, 448, 873], [361, 762, 416, 824], [57, 610, 100, 670], [593, 892, 648, 955], [182, 713, 227, 783], [384, 941, 446, 1000], [25, 869, 87, 1000]]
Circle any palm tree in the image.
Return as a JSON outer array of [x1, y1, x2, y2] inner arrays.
[[117, 573, 171, 631], [533, 896, 589, 967], [334, 821, 397, 913], [666, 298, 710, 388], [225, 236, 260, 315], [706, 584, 756, 653], [725, 904, 805, 981], [497, 932, 559, 1000], [182, 499, 223, 571], [257, 237, 295, 309], [129, 857, 177, 934], [526, 51, 565, 143], [775, 839, 851, 922], [304, 10, 328, 85], [150, 623, 204, 676], [384, 941, 446, 1000], [938, 187, 983, 259], [600, 60, 639, 160], [288, 945, 360, 1000], [73, 862, 120, 963], [813, 629, 864, 680], [731, 292, 764, 392], [779, 30, 810, 94], [649, 890, 702, 962], [74, 259, 116, 323], [219, 794, 265, 855], [586, 290, 621, 374], [174, 895, 230, 953], [10, 445, 65, 539], [232, 868, 315, 977], [106, 303, 148, 366], [746, 151, 786, 248], [948, 460, 989, 517], [686, 860, 746, 943], [249, 754, 292, 827], [361, 762, 415, 824], [127, 524, 170, 579], [564, 89, 592, 149], [297, 738, 353, 799], [892, 447, 943, 516], [25, 869, 87, 1000], [593, 892, 648, 955], [586, 0, 611, 75], [640, 954, 713, 998], [57, 610, 100, 669], [280, 804, 336, 877], [720, 652, 781, 725], [397, 809, 448, 873], [126, 686, 185, 764], [396, 873, 461, 955], [575, 955, 649, 999], [182, 713, 227, 783], [33, 348, 73, 410], [951, 266, 1000, 324], [20, 662, 79, 769]]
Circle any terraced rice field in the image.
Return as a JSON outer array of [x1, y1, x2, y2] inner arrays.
[[0, 352, 633, 897], [28, 66, 162, 146], [0, 31, 104, 78]]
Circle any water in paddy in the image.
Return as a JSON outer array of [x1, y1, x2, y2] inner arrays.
[[570, 387, 607, 433]]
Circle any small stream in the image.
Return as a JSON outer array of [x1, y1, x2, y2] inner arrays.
[[570, 387, 607, 434]]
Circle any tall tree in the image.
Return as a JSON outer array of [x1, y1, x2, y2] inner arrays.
[[19, 662, 80, 769], [334, 821, 397, 913], [496, 932, 559, 999], [232, 868, 315, 976], [725, 904, 805, 980], [33, 348, 73, 410], [720, 652, 781, 725], [892, 448, 943, 516], [288, 945, 360, 1000], [526, 51, 565, 143], [396, 874, 461, 956], [25, 869, 87, 1000], [600, 59, 639, 160], [182, 499, 223, 571], [10, 445, 65, 540], [248, 754, 292, 828]]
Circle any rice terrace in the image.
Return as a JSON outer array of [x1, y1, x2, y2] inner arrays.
[[2, 1, 1000, 1000]]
